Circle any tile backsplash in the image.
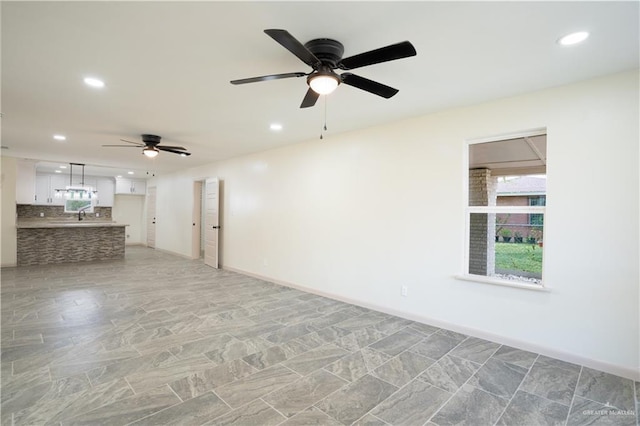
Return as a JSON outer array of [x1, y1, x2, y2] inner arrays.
[[17, 204, 112, 220]]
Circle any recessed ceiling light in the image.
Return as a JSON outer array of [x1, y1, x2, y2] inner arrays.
[[59, 165, 67, 169], [55, 170, 62, 173], [127, 171, 134, 175], [116, 175, 122, 178], [270, 123, 283, 131], [53, 134, 66, 141], [83, 77, 105, 88], [558, 31, 589, 46]]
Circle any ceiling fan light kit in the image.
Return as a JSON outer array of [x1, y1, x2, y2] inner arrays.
[[231, 29, 416, 108], [103, 134, 191, 158]]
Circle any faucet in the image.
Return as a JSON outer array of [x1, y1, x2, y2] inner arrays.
[[78, 205, 91, 221]]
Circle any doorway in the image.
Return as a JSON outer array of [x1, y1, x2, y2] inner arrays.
[[146, 186, 156, 248]]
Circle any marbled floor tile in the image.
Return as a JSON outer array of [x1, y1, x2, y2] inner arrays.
[[436, 329, 468, 341], [334, 327, 387, 352], [0, 365, 51, 397], [315, 374, 398, 425], [448, 337, 501, 364], [333, 312, 389, 332], [129, 390, 230, 425], [496, 390, 569, 426], [431, 384, 508, 426], [417, 354, 480, 393], [243, 345, 290, 370], [372, 350, 435, 387], [575, 366, 636, 411], [292, 331, 329, 350], [125, 354, 215, 394], [263, 369, 347, 417], [567, 396, 637, 426], [227, 321, 284, 340], [168, 358, 257, 400], [315, 326, 352, 344], [214, 364, 301, 408], [263, 322, 319, 344], [133, 330, 204, 355], [63, 384, 181, 426], [14, 377, 134, 425], [372, 317, 413, 335], [281, 406, 344, 426], [371, 380, 451, 426], [467, 358, 528, 399], [1, 373, 90, 415], [491, 345, 538, 369], [409, 333, 461, 361], [369, 330, 423, 357], [283, 344, 350, 376], [101, 325, 173, 351], [49, 345, 142, 380], [85, 350, 176, 387], [202, 398, 286, 426], [324, 347, 391, 382], [353, 413, 389, 426], [308, 310, 356, 330], [407, 322, 440, 336], [167, 333, 235, 360], [204, 336, 272, 365], [520, 355, 580, 405]]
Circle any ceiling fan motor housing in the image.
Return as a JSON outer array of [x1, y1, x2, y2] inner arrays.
[[141, 134, 162, 146], [304, 38, 344, 68]]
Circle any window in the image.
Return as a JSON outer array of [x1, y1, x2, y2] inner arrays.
[[463, 130, 547, 289], [64, 199, 93, 213]]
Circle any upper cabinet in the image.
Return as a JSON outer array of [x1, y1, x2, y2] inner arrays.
[[34, 173, 67, 205], [16, 160, 37, 204], [115, 178, 146, 195], [95, 178, 115, 207]]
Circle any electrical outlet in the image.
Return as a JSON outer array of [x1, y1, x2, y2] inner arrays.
[[39, 212, 44, 217], [95, 212, 100, 218], [401, 285, 408, 297]]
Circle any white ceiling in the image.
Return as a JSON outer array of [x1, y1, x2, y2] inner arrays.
[[2, 1, 638, 177]]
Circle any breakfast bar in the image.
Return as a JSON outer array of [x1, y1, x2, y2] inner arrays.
[[16, 221, 127, 266]]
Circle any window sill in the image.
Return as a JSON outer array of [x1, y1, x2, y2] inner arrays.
[[455, 274, 551, 292]]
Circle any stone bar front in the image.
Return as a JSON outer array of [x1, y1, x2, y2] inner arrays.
[[16, 222, 127, 266]]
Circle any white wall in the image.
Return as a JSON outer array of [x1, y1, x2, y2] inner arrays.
[[1, 156, 18, 266], [112, 194, 145, 245], [152, 70, 639, 380]]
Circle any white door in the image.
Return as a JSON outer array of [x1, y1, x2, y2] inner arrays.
[[191, 181, 202, 259], [147, 186, 156, 248], [204, 178, 219, 268]]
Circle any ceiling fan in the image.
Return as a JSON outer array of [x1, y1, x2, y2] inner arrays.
[[231, 29, 417, 108], [102, 134, 191, 158]]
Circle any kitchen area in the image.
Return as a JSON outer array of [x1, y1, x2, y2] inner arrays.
[[11, 160, 148, 266]]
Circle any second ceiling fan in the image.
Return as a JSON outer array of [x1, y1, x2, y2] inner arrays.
[[230, 29, 417, 108]]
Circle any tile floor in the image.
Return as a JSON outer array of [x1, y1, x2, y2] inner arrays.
[[1, 247, 638, 426]]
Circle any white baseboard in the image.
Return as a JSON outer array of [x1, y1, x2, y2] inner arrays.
[[224, 266, 640, 382]]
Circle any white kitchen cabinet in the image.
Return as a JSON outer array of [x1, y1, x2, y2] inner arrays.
[[115, 178, 146, 195], [34, 174, 67, 205], [95, 178, 115, 206], [16, 159, 37, 204]]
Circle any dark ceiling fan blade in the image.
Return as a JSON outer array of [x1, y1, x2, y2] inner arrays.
[[338, 41, 416, 70], [231, 72, 307, 85], [119, 139, 144, 145], [341, 73, 399, 98], [102, 144, 141, 148], [264, 29, 321, 68], [157, 145, 186, 150], [158, 146, 191, 156], [300, 88, 320, 108]]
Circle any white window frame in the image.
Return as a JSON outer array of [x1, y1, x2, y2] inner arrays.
[[458, 128, 548, 291]]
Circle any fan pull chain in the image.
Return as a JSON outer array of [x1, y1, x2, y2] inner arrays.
[[320, 96, 328, 140]]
